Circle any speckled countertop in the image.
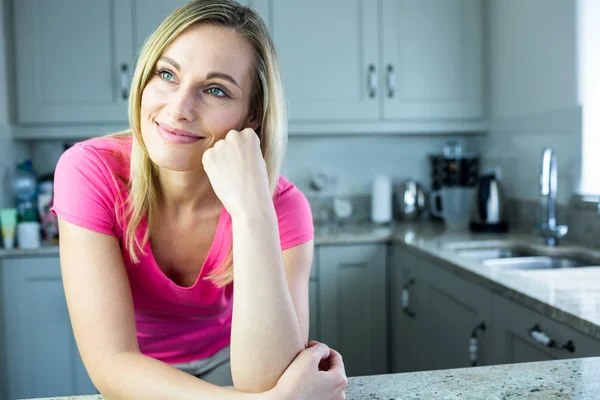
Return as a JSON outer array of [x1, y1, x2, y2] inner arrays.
[[25, 356, 600, 399]]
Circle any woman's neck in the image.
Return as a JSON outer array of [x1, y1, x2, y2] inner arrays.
[[155, 167, 222, 219]]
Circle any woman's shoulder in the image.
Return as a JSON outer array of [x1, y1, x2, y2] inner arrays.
[[59, 135, 132, 179]]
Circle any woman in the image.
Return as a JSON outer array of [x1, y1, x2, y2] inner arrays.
[[51, 1, 347, 399]]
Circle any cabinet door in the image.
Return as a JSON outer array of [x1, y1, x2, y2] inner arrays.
[[391, 246, 423, 373], [418, 255, 492, 371], [381, 0, 483, 120], [492, 294, 600, 365], [318, 244, 387, 377], [13, 0, 133, 123], [270, 0, 380, 121], [133, 0, 192, 55], [1, 257, 96, 400]]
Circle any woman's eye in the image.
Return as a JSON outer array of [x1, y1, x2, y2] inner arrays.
[[207, 87, 227, 97], [158, 69, 174, 81]]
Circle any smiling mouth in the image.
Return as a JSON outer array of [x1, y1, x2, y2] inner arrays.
[[155, 122, 205, 144]]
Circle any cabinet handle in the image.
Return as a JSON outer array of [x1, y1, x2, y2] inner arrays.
[[120, 64, 130, 100], [367, 64, 377, 98], [469, 321, 487, 367], [528, 324, 576, 353], [401, 278, 416, 318], [386, 64, 396, 98]]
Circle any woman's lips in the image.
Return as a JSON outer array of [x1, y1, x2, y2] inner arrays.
[[156, 122, 204, 144]]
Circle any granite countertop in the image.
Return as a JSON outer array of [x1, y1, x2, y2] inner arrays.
[[26, 356, 600, 399]]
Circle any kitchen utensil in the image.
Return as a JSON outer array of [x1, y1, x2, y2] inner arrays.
[[430, 187, 473, 231], [395, 179, 427, 221], [470, 171, 508, 232], [371, 175, 392, 224]]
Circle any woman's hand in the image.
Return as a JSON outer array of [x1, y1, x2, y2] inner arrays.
[[270, 341, 348, 400], [202, 128, 271, 217]]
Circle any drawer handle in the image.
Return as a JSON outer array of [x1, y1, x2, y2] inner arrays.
[[528, 324, 576, 353], [367, 64, 377, 98], [401, 278, 416, 318], [469, 321, 487, 367]]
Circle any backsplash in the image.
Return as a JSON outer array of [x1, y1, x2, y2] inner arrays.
[[29, 134, 481, 194], [508, 198, 600, 249], [475, 107, 582, 205]]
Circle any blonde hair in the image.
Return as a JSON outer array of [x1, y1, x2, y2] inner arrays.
[[112, 0, 287, 287]]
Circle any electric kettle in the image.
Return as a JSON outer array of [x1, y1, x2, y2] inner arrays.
[[470, 171, 508, 233]]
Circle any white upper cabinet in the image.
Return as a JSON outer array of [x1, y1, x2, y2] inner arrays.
[[382, 0, 483, 120], [270, 0, 379, 121], [133, 0, 192, 56], [13, 0, 133, 124], [10, 0, 484, 132]]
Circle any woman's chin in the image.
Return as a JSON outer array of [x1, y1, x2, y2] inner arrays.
[[147, 147, 205, 172]]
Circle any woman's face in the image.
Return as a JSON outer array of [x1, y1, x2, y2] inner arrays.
[[140, 23, 259, 172]]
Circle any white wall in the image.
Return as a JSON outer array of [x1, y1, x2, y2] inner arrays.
[[488, 0, 578, 118], [482, 0, 580, 204]]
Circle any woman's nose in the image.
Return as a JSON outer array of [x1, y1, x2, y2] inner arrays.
[[167, 88, 197, 122]]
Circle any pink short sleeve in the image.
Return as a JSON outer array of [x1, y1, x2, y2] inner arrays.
[[51, 143, 119, 236], [273, 177, 314, 250]]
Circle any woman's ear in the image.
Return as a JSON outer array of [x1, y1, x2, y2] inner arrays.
[[247, 116, 260, 131]]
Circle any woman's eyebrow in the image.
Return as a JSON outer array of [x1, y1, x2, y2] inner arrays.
[[157, 56, 181, 71], [206, 72, 241, 89]]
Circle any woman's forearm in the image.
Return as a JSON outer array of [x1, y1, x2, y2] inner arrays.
[[94, 351, 270, 399], [230, 204, 305, 392]]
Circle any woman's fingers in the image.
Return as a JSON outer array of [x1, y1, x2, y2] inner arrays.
[[327, 349, 346, 374]]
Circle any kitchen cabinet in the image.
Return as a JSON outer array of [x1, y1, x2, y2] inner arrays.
[[318, 244, 388, 377], [382, 0, 483, 120], [391, 245, 424, 373], [492, 294, 600, 364], [417, 253, 492, 370], [13, 0, 133, 124], [273, 0, 482, 124], [270, 0, 379, 121], [10, 0, 484, 134], [1, 257, 96, 400], [392, 246, 492, 373]]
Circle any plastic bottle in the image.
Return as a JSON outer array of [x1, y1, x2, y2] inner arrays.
[[12, 160, 39, 222]]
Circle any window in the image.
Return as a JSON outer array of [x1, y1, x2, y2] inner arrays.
[[578, 0, 600, 195]]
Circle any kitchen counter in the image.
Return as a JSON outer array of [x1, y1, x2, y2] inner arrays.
[[4, 221, 600, 340], [25, 356, 600, 399]]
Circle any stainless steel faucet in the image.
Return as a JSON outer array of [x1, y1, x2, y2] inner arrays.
[[537, 147, 568, 246]]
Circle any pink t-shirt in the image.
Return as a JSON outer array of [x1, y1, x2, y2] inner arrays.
[[51, 136, 314, 364]]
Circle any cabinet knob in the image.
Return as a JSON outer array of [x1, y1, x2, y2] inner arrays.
[[120, 64, 130, 100], [528, 324, 576, 353], [386, 65, 396, 98], [367, 64, 377, 98]]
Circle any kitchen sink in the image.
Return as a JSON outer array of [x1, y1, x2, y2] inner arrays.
[[483, 255, 598, 270], [445, 240, 600, 270], [454, 247, 539, 261]]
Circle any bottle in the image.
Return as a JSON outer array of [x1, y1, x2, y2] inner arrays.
[[12, 160, 39, 223]]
